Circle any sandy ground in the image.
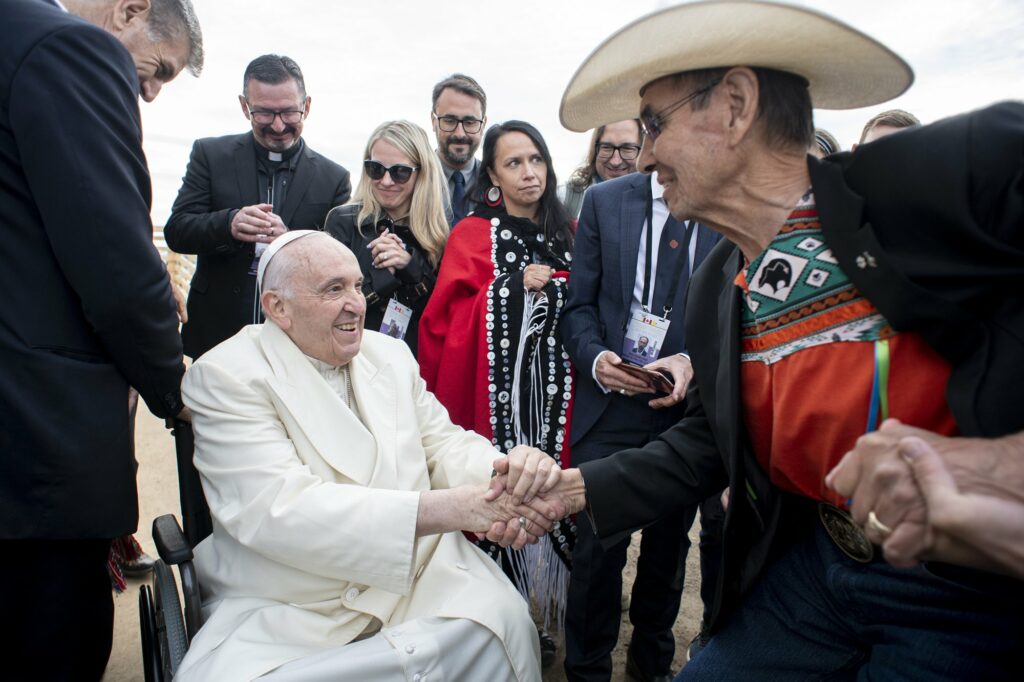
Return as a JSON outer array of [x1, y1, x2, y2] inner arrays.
[[103, 409, 704, 681]]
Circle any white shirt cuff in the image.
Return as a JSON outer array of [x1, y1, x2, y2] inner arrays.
[[593, 350, 612, 394]]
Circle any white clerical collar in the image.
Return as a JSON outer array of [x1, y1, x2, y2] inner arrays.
[[53, 0, 69, 11], [304, 354, 357, 412], [304, 354, 342, 374]]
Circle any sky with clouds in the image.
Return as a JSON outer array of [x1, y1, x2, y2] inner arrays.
[[141, 0, 1023, 223]]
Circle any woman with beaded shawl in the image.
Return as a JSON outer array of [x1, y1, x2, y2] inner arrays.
[[418, 120, 576, 643]]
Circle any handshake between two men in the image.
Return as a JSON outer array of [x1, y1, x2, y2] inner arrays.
[[477, 422, 1024, 581], [451, 445, 585, 551]]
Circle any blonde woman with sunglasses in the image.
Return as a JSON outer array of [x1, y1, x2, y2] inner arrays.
[[325, 120, 448, 356]]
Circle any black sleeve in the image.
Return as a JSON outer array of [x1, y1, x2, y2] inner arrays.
[[332, 168, 353, 209], [10, 24, 184, 417], [164, 139, 240, 255], [394, 237, 438, 284], [580, 379, 727, 539]]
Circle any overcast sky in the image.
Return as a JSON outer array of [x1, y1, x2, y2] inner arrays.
[[141, 0, 1023, 224]]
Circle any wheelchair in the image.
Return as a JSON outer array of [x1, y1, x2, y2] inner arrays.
[[138, 420, 212, 682]]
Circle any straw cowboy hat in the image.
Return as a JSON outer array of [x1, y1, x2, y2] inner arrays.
[[560, 0, 913, 132]]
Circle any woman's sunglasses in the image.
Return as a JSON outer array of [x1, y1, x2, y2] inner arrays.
[[364, 160, 418, 184]]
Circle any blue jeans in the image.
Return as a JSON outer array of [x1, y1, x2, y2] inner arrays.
[[680, 512, 1024, 681]]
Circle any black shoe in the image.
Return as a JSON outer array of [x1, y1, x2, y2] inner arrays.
[[538, 627, 557, 669], [119, 551, 156, 578], [625, 648, 672, 682], [686, 630, 711, 662]]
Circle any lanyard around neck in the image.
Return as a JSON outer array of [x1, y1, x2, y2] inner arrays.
[[642, 183, 696, 316]]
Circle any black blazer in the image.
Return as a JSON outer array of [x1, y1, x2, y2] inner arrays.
[[165, 133, 351, 358], [324, 204, 439, 357], [0, 0, 185, 539], [561, 172, 721, 449], [580, 102, 1024, 628]]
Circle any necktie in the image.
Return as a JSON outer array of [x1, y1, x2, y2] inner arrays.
[[652, 217, 690, 314], [451, 171, 466, 224]]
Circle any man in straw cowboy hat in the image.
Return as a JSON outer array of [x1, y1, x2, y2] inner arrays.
[[493, 0, 1024, 677]]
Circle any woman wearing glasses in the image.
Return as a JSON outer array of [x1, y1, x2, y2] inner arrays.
[[560, 119, 644, 219], [325, 120, 448, 356], [419, 121, 576, 652]]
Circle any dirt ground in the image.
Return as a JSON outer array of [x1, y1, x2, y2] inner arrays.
[[102, 409, 704, 681]]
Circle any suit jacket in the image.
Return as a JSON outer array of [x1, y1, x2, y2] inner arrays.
[[580, 102, 1024, 629], [0, 0, 184, 539], [164, 133, 351, 358], [324, 204, 438, 356], [561, 172, 721, 448], [176, 324, 539, 682]]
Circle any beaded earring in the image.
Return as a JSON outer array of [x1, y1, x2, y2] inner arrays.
[[485, 186, 503, 207]]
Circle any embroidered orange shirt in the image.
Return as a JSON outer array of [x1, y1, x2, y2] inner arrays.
[[736, 195, 957, 505]]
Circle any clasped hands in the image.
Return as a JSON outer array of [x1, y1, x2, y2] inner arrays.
[[469, 445, 587, 550], [368, 229, 410, 273], [826, 419, 1024, 578], [231, 203, 286, 243]]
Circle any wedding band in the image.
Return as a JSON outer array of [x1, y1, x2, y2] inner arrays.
[[619, 388, 626, 395], [518, 516, 527, 529], [867, 510, 893, 537]]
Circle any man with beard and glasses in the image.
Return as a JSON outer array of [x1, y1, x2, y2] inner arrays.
[[430, 73, 487, 225], [165, 54, 351, 360]]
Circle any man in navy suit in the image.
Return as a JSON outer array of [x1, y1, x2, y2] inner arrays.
[[0, 1, 200, 679], [561, 171, 721, 681]]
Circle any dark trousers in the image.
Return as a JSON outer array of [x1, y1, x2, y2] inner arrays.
[[696, 494, 724, 629], [565, 397, 698, 681], [0, 539, 114, 682], [682, 516, 1024, 681]]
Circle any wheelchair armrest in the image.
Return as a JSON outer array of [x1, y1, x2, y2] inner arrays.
[[153, 514, 194, 565]]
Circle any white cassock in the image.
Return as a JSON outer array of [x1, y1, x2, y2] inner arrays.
[[173, 322, 540, 681]]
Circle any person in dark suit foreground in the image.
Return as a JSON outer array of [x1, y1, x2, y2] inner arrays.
[[64, 0, 204, 584], [165, 53, 351, 359], [0, 0, 201, 679], [561, 171, 720, 682], [492, 2, 1024, 679]]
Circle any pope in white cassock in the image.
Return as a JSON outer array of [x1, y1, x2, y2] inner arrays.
[[174, 231, 560, 681]]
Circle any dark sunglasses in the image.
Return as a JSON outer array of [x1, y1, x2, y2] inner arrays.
[[364, 160, 418, 184]]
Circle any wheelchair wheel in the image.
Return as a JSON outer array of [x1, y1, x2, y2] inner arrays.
[[139, 584, 162, 682], [153, 560, 189, 679]]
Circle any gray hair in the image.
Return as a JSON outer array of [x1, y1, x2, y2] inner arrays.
[[260, 248, 298, 311], [147, 0, 204, 76]]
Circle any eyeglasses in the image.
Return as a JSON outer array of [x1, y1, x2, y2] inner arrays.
[[433, 113, 484, 134], [246, 104, 305, 126], [595, 142, 641, 161], [640, 78, 722, 140], [364, 160, 419, 184]]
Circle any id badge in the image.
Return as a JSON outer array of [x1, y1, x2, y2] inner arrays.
[[379, 298, 413, 340], [622, 310, 670, 366], [248, 242, 269, 277]]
